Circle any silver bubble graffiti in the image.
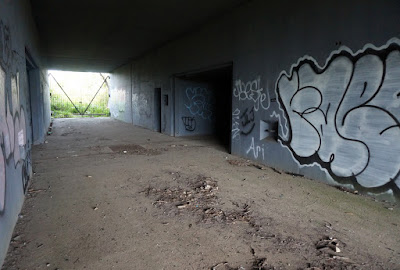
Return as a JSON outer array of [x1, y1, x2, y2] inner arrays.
[[276, 39, 400, 191]]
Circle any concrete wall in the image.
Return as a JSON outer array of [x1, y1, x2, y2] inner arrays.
[[41, 71, 51, 138], [110, 0, 400, 201], [109, 64, 132, 123], [0, 0, 49, 265], [175, 78, 217, 137], [110, 11, 234, 134]]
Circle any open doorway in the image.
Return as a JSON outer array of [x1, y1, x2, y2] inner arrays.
[[174, 65, 232, 152], [154, 88, 161, 132], [25, 53, 36, 145], [48, 71, 110, 118]]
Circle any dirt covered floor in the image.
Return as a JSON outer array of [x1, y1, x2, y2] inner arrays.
[[2, 118, 400, 270]]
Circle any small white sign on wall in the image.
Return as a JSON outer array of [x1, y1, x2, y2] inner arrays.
[[18, 130, 24, 146]]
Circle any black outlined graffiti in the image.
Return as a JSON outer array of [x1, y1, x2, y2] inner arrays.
[[0, 70, 29, 215], [0, 67, 6, 214], [0, 21, 3, 64], [233, 77, 270, 111], [276, 39, 400, 192], [0, 20, 11, 67], [240, 106, 255, 135], [21, 150, 31, 194], [182, 116, 196, 132], [0, 147, 5, 214], [185, 87, 214, 120]]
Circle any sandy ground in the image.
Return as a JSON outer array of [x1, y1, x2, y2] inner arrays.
[[2, 118, 400, 270]]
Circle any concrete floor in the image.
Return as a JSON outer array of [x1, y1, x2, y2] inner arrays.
[[2, 118, 400, 270]]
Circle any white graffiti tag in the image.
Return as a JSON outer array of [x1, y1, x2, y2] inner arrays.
[[233, 77, 270, 111], [246, 137, 265, 160], [232, 108, 241, 140], [185, 87, 214, 120]]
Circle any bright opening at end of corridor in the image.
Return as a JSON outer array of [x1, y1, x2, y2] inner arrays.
[[48, 71, 110, 118]]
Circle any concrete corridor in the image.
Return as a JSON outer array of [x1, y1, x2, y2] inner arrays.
[[2, 118, 400, 269]]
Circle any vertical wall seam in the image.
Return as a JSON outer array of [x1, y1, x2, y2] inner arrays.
[[130, 63, 133, 125]]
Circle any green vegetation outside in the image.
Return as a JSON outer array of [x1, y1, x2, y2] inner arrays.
[[50, 92, 110, 118], [49, 71, 110, 118]]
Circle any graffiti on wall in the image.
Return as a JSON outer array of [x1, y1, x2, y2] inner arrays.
[[232, 108, 241, 139], [231, 106, 257, 139], [185, 87, 214, 120], [246, 137, 265, 160], [233, 77, 270, 111], [0, 147, 4, 213], [182, 116, 196, 131], [21, 150, 31, 193], [240, 107, 255, 135], [269, 110, 289, 140], [0, 68, 30, 215], [0, 20, 11, 67], [276, 39, 400, 191], [232, 77, 269, 141], [0, 68, 5, 212]]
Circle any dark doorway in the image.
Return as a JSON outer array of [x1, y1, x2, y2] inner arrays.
[[25, 50, 37, 145], [174, 65, 232, 152], [154, 88, 161, 132]]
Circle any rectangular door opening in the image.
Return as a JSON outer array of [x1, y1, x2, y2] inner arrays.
[[174, 65, 233, 152], [154, 88, 161, 132], [25, 49, 39, 145]]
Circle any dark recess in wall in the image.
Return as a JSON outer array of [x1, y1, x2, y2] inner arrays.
[[181, 66, 233, 152]]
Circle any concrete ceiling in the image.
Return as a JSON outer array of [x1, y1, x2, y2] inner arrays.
[[30, 0, 246, 72]]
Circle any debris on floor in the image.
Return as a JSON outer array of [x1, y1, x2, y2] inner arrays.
[[335, 186, 359, 195], [227, 159, 266, 170], [210, 257, 272, 270], [47, 121, 53, 135], [227, 159, 253, 167], [145, 171, 364, 269], [27, 188, 47, 194], [145, 174, 255, 224], [316, 236, 342, 254], [109, 144, 161, 155], [314, 236, 356, 267], [227, 159, 284, 173]]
